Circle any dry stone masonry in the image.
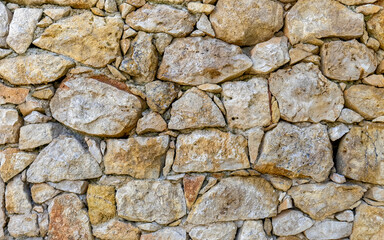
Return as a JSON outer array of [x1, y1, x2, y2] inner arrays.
[[1, 0, 384, 239]]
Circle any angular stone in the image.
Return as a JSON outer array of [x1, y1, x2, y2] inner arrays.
[[0, 178, 5, 238], [366, 186, 384, 202], [136, 112, 167, 134], [0, 2, 11, 48], [328, 124, 349, 141], [116, 180, 186, 224], [48, 180, 88, 194], [338, 0, 377, 4], [337, 123, 384, 184], [48, 193, 93, 240], [19, 123, 61, 150], [269, 63, 344, 122], [356, 4, 382, 15], [92, 218, 140, 240], [50, 77, 143, 137], [33, 12, 123, 67], [247, 128, 264, 164], [0, 148, 36, 182], [189, 222, 237, 240], [272, 210, 313, 236], [169, 88, 225, 130], [0, 54, 74, 85], [31, 183, 60, 204], [351, 203, 384, 240], [119, 32, 158, 83], [44, 7, 71, 20], [141, 227, 187, 240], [337, 108, 364, 123], [363, 74, 384, 87], [0, 108, 22, 145], [210, 0, 283, 46], [158, 37, 252, 86], [368, 10, 384, 50], [289, 48, 312, 65], [285, 0, 364, 45], [173, 129, 249, 173], [87, 184, 116, 225], [344, 85, 384, 120], [104, 135, 169, 178], [8, 214, 39, 238], [196, 14, 215, 37], [27, 135, 102, 183], [255, 122, 333, 182], [0, 83, 29, 104], [335, 210, 354, 222], [237, 220, 268, 240], [222, 77, 271, 130], [6, 8, 42, 54], [6, 175, 32, 214], [145, 80, 179, 114], [153, 33, 173, 55], [183, 174, 205, 210], [304, 220, 352, 240], [187, 177, 278, 225], [3, 0, 97, 8], [288, 182, 364, 220]]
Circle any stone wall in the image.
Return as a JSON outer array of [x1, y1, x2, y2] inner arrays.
[[0, 0, 384, 239]]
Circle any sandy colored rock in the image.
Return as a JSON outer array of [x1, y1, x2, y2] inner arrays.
[[237, 220, 268, 240], [365, 186, 384, 202], [153, 33, 173, 55], [169, 88, 225, 130], [127, 4, 196, 37], [356, 4, 382, 15], [0, 83, 28, 105], [145, 80, 179, 114], [27, 135, 102, 183], [269, 63, 344, 122], [136, 112, 167, 134], [87, 184, 116, 225], [0, 178, 5, 238], [272, 210, 313, 236], [116, 180, 186, 224], [304, 220, 353, 240], [92, 218, 140, 240], [48, 180, 88, 194], [288, 182, 364, 220], [337, 108, 364, 123], [188, 2, 215, 14], [189, 222, 237, 240], [33, 12, 123, 67], [210, 0, 283, 46], [0, 2, 11, 48], [363, 74, 384, 87], [31, 183, 60, 204], [173, 129, 249, 173], [335, 210, 354, 222], [24, 111, 51, 124], [187, 177, 278, 225], [0, 148, 36, 182], [222, 77, 271, 130], [6, 175, 32, 214], [19, 123, 62, 150], [338, 0, 377, 4], [8, 214, 39, 238], [183, 174, 205, 210], [285, 0, 364, 45], [367, 10, 384, 49], [0, 108, 22, 145], [196, 14, 215, 37], [141, 227, 187, 240], [0, 54, 74, 85], [158, 37, 252, 86], [3, 0, 97, 8], [289, 48, 312, 65], [351, 202, 384, 240], [104, 135, 169, 178], [50, 77, 143, 137]]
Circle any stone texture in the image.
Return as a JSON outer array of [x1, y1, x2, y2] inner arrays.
[[3, 0, 97, 8], [336, 210, 354, 222], [0, 83, 29, 104], [248, 127, 264, 164], [0, 178, 5, 239], [337, 123, 384, 184], [363, 74, 384, 87], [304, 220, 353, 240], [368, 10, 384, 50], [6, 175, 32, 214], [127, 4, 196, 37], [31, 183, 60, 204], [48, 180, 88, 194], [222, 77, 271, 130], [27, 135, 102, 183], [210, 0, 283, 46], [0, 108, 22, 145], [196, 14, 215, 37], [19, 123, 61, 150], [0, 54, 74, 85], [189, 222, 237, 240], [87, 184, 116, 225], [344, 85, 384, 120], [187, 177, 278, 225], [48, 193, 93, 240], [272, 210, 314, 236], [288, 182, 364, 220], [255, 122, 333, 182], [145, 80, 179, 114], [8, 214, 39, 238], [328, 124, 349, 141], [157, 37, 252, 85], [141, 227, 187, 240], [237, 220, 268, 240], [136, 112, 167, 134], [104, 136, 169, 178], [285, 0, 364, 45], [0, 148, 36, 182], [338, 0, 377, 4], [173, 129, 250, 173], [337, 108, 364, 123], [50, 77, 143, 137], [33, 12, 123, 67], [183, 174, 205, 210], [0, 2, 11, 48], [92, 219, 140, 240], [269, 63, 344, 122], [321, 40, 377, 81], [366, 186, 384, 202], [351, 203, 384, 240], [168, 88, 225, 130]]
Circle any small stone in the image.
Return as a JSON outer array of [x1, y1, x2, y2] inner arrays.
[[32, 85, 55, 100], [330, 173, 346, 184], [163, 148, 174, 177], [119, 3, 135, 19], [183, 174, 205, 210], [189, 222, 237, 240], [338, 0, 377, 4], [122, 28, 137, 38], [363, 74, 384, 87], [24, 111, 52, 124], [295, 43, 319, 54], [87, 184, 116, 225], [356, 4, 382, 15], [289, 48, 312, 65], [351, 203, 384, 239], [335, 210, 354, 222], [43, 7, 71, 20], [137, 222, 162, 232], [91, 7, 105, 16], [136, 112, 167, 134], [19, 123, 62, 150], [237, 220, 268, 240], [31, 183, 60, 204], [187, 2, 215, 14], [126, 0, 145, 7], [6, 175, 32, 214], [8, 214, 39, 238], [120, 38, 130, 55], [248, 127, 264, 164], [107, 64, 126, 80], [104, 0, 117, 12], [0, 48, 12, 59], [197, 83, 222, 93], [367, 8, 384, 49], [304, 220, 353, 240], [153, 32, 173, 55], [141, 227, 187, 240], [145, 80, 179, 114], [48, 180, 88, 194], [0, 148, 36, 182], [37, 16, 53, 27], [190, 29, 205, 37], [0, 83, 29, 105], [92, 218, 140, 240], [272, 210, 314, 236], [3, 0, 97, 8], [264, 218, 272, 236], [196, 14, 215, 37], [0, 108, 22, 145], [19, 97, 47, 115], [328, 124, 350, 141], [268, 176, 292, 192], [0, 2, 11, 48], [278, 196, 293, 213], [337, 108, 364, 123], [365, 186, 384, 202], [345, 85, 384, 119]]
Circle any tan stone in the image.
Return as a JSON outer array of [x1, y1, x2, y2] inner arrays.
[[0, 148, 36, 182], [367, 10, 384, 50], [335, 210, 354, 222], [19, 123, 62, 150], [3, 0, 97, 8], [187, 2, 215, 14], [237, 220, 268, 240], [196, 14, 215, 37], [87, 184, 116, 225], [24, 111, 51, 124], [141, 227, 187, 240], [92, 219, 140, 240], [0, 108, 22, 145], [356, 4, 382, 15], [328, 124, 350, 141], [289, 48, 312, 65], [136, 112, 167, 134], [365, 186, 384, 202], [0, 2, 11, 48], [272, 210, 314, 236], [0, 83, 29, 105], [48, 180, 88, 194], [31, 183, 60, 204], [197, 83, 222, 93], [338, 0, 377, 4], [153, 33, 173, 55], [6, 175, 32, 214], [248, 127, 264, 164], [18, 98, 47, 116], [363, 74, 384, 87], [351, 202, 384, 240], [145, 80, 179, 114], [189, 222, 237, 240], [32, 86, 55, 100], [183, 174, 205, 210], [8, 214, 39, 238], [337, 108, 364, 123], [304, 220, 353, 240]]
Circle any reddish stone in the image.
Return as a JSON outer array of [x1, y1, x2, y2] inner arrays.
[[183, 174, 205, 210]]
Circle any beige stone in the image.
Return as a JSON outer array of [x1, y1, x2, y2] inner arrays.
[[338, 0, 377, 4], [0, 148, 36, 182], [87, 184, 116, 225], [31, 183, 60, 204], [330, 172, 346, 184], [44, 7, 71, 20], [189, 222, 237, 240], [32, 85, 55, 100], [0, 83, 29, 105], [363, 74, 384, 87], [18, 98, 47, 116], [196, 14, 215, 37], [6, 175, 32, 214], [48, 180, 88, 194], [0, 108, 22, 145], [289, 48, 312, 65], [356, 4, 382, 15], [19, 123, 62, 150], [8, 214, 39, 238], [335, 210, 354, 222], [3, 0, 97, 8], [351, 202, 384, 240], [187, 2, 215, 14], [24, 111, 52, 124], [197, 83, 221, 93], [237, 220, 268, 240], [92, 219, 140, 240], [337, 108, 364, 123], [304, 220, 353, 240], [272, 210, 314, 236], [136, 112, 167, 134], [153, 33, 173, 55], [328, 124, 349, 141], [145, 80, 179, 114], [0, 2, 11, 48], [141, 227, 187, 240], [248, 127, 264, 164], [367, 9, 384, 50], [365, 186, 384, 202], [183, 174, 205, 210]]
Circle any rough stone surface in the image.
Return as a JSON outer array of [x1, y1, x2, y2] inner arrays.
[[365, 186, 384, 202], [141, 227, 187, 240], [0, 2, 11, 48], [0, 108, 22, 145], [31, 183, 60, 204], [19, 123, 61, 150], [351, 203, 384, 240], [0, 148, 36, 182], [183, 174, 205, 210], [368, 10, 384, 50], [0, 83, 29, 104], [272, 210, 314, 236], [48, 180, 88, 194], [337, 108, 364, 123], [92, 219, 140, 240], [145, 80, 179, 114], [304, 220, 353, 240], [136, 112, 167, 134], [189, 222, 237, 240], [8, 214, 39, 238], [87, 184, 116, 225], [6, 175, 32, 214], [3, 0, 97, 8], [237, 220, 268, 240]]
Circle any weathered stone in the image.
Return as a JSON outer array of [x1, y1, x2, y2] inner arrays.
[[173, 129, 249, 173], [104, 136, 169, 178], [116, 180, 186, 224], [189, 222, 237, 240], [367, 10, 384, 50], [6, 8, 42, 54], [0, 148, 36, 182], [27, 135, 102, 183], [158, 37, 252, 86], [335, 210, 354, 222], [365, 186, 384, 202], [153, 33, 173, 55], [363, 74, 384, 87], [330, 172, 346, 184], [328, 124, 350, 141], [188, 2, 215, 14], [187, 177, 278, 224], [196, 14, 215, 37], [337, 108, 364, 123], [351, 203, 384, 240], [169, 88, 225, 130], [249, 36, 290, 74], [92, 218, 140, 240], [237, 220, 268, 240], [31, 183, 60, 204], [210, 0, 283, 46], [255, 122, 333, 182], [50, 77, 143, 137], [6, 175, 32, 214], [338, 0, 377, 4], [141, 227, 187, 240], [163, 148, 175, 177], [289, 48, 312, 65], [269, 63, 344, 122], [19, 98, 47, 116], [32, 85, 55, 100], [33, 12, 123, 67], [356, 4, 382, 15], [304, 220, 353, 240], [0, 178, 4, 238], [183, 174, 205, 210], [137, 222, 162, 232], [87, 184, 116, 225], [0, 83, 28, 105], [119, 32, 158, 83], [48, 193, 93, 240], [0, 2, 11, 48], [247, 128, 264, 164], [145, 80, 179, 114], [0, 108, 22, 145], [272, 210, 313, 236], [285, 0, 364, 45], [24, 111, 52, 124], [0, 54, 74, 85], [288, 182, 364, 220], [136, 112, 167, 134], [19, 123, 62, 150], [48, 180, 88, 194], [127, 4, 196, 37], [222, 77, 271, 130], [44, 7, 71, 20], [3, 0, 97, 8], [8, 214, 39, 238], [321, 40, 377, 81]]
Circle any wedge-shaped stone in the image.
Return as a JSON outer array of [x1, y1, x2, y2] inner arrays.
[[0, 2, 11, 48], [285, 0, 364, 45], [351, 203, 384, 240], [50, 77, 143, 137], [173, 129, 250, 173], [0, 148, 37, 182], [272, 210, 313, 236], [0, 108, 22, 145], [3, 0, 97, 8], [288, 182, 364, 220], [187, 177, 278, 224], [116, 180, 186, 224], [0, 83, 29, 104], [368, 10, 384, 50], [26, 135, 102, 183], [33, 12, 123, 67], [269, 63, 344, 122], [92, 219, 140, 240], [158, 37, 252, 86]]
